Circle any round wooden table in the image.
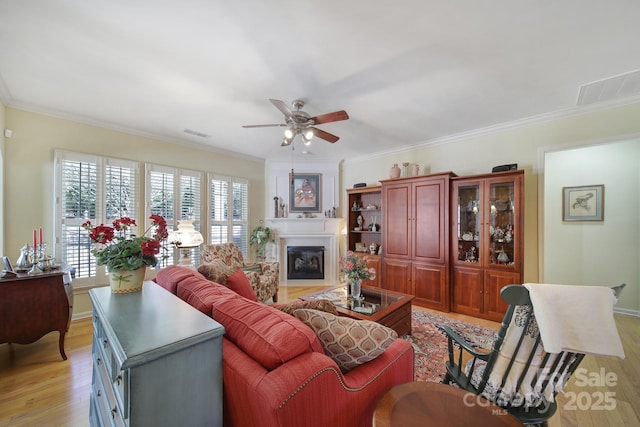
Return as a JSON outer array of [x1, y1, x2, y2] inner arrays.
[[373, 382, 523, 427]]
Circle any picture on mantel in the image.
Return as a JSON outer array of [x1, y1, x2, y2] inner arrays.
[[289, 173, 322, 213]]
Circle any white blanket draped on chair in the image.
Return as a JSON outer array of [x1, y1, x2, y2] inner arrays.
[[523, 283, 625, 359]]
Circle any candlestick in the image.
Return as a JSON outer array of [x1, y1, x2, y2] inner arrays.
[[33, 229, 37, 249], [39, 227, 43, 245]]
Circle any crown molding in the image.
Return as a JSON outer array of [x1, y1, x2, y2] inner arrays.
[[5, 100, 265, 163], [345, 94, 640, 165]]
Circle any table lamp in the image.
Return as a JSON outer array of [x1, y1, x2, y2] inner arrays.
[[167, 220, 204, 266]]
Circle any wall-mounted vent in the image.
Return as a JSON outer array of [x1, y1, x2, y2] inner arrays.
[[184, 128, 211, 138], [577, 69, 640, 105]]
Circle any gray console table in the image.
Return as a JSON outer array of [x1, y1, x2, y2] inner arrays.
[[89, 281, 225, 427]]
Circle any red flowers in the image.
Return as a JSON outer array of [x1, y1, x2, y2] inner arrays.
[[82, 215, 168, 271], [141, 239, 161, 256]]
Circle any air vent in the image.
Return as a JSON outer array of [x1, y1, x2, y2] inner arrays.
[[183, 129, 211, 138], [577, 69, 640, 105]]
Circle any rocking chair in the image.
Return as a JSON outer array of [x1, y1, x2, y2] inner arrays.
[[441, 283, 625, 427]]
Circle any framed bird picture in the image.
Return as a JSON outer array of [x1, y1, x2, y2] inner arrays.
[[563, 185, 604, 221]]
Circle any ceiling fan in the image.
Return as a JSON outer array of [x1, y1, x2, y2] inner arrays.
[[242, 99, 349, 146]]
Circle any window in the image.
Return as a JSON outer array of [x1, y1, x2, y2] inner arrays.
[[146, 165, 203, 267], [54, 150, 248, 287], [209, 174, 249, 257], [55, 151, 138, 286]]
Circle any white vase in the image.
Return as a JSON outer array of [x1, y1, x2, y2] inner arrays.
[[390, 164, 401, 179], [350, 279, 362, 299], [109, 266, 146, 293]]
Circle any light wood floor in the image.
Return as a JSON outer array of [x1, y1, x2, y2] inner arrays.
[[1, 285, 638, 427]]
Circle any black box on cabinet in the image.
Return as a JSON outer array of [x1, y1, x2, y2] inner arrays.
[[492, 164, 517, 173]]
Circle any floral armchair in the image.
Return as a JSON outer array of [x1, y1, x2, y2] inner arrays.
[[200, 242, 279, 303]]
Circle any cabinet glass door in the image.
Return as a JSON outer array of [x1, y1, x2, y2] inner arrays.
[[455, 184, 481, 264], [488, 181, 515, 266]]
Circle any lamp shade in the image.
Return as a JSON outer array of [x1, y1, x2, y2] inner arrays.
[[167, 220, 204, 248]]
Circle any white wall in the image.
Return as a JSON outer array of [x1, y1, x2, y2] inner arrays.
[[543, 140, 639, 313], [265, 160, 341, 219]]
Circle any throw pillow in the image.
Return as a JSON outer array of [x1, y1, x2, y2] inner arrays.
[[274, 299, 339, 316], [198, 259, 235, 285], [212, 297, 323, 370], [226, 269, 258, 301], [294, 309, 398, 372]]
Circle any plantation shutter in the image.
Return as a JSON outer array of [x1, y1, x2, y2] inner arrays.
[[180, 171, 203, 263], [232, 179, 249, 256], [209, 175, 249, 258], [55, 151, 138, 287], [147, 166, 176, 267]]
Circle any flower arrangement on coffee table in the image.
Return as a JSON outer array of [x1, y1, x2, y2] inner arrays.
[[339, 250, 376, 283], [340, 250, 376, 298]]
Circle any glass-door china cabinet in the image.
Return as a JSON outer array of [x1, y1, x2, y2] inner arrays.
[[451, 170, 524, 321]]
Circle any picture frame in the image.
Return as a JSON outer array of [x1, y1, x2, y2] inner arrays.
[[562, 184, 604, 221], [289, 173, 322, 213], [355, 242, 367, 252]]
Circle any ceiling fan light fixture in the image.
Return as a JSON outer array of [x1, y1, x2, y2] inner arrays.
[[284, 128, 294, 139], [303, 129, 314, 140], [302, 134, 312, 146], [281, 137, 293, 147]]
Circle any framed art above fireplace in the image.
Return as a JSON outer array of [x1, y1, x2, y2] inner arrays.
[[290, 173, 322, 212]]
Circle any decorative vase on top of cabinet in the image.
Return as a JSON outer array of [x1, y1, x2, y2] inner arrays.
[[346, 186, 382, 287], [380, 172, 455, 311], [451, 169, 524, 321]]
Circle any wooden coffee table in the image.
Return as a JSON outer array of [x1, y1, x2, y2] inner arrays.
[[301, 285, 414, 336], [373, 382, 523, 427]]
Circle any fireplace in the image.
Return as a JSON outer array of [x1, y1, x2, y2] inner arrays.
[[287, 246, 325, 280], [264, 218, 344, 284]]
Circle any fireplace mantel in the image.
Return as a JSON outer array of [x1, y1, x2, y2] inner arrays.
[[264, 218, 345, 285]]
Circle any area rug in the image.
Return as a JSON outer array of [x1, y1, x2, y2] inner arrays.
[[403, 310, 498, 383]]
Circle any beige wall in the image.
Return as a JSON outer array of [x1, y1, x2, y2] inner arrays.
[[4, 102, 640, 315], [343, 101, 640, 313], [0, 101, 5, 253], [2, 107, 266, 316]]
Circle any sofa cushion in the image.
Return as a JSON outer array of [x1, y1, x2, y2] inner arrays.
[[226, 269, 258, 301], [294, 309, 398, 372], [211, 297, 323, 370], [198, 259, 236, 285], [176, 274, 239, 315], [155, 265, 207, 294], [274, 299, 339, 316]]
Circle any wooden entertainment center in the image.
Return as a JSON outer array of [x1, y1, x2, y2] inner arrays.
[[347, 169, 524, 321]]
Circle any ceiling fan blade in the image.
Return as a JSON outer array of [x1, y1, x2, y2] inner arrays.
[[310, 110, 349, 125], [269, 99, 295, 119], [310, 127, 340, 143], [242, 123, 286, 128]]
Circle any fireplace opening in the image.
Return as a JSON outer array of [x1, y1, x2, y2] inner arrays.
[[287, 246, 325, 280]]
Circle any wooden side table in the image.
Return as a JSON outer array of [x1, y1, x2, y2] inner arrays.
[[373, 382, 523, 427], [0, 266, 74, 360]]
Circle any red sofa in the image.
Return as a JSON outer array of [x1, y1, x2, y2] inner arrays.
[[155, 266, 414, 427]]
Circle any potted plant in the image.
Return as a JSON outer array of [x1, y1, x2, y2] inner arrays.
[[82, 215, 168, 293], [250, 225, 274, 260]]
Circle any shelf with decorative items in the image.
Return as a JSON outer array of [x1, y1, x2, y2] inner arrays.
[[346, 186, 382, 287]]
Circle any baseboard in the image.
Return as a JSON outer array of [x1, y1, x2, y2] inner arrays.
[[614, 307, 640, 317]]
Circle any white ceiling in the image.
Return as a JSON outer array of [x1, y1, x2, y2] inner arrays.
[[1, 1, 640, 162]]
